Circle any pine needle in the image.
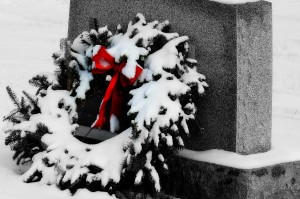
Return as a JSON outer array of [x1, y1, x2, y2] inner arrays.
[[22, 90, 37, 107], [6, 86, 20, 109], [3, 109, 19, 122]]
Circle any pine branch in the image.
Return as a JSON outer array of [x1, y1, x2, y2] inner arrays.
[[3, 109, 19, 122], [4, 129, 21, 146], [5, 123, 50, 165], [89, 17, 99, 31], [6, 86, 20, 109], [22, 90, 37, 107], [10, 117, 20, 124], [22, 90, 40, 114], [29, 75, 51, 95], [20, 97, 26, 110]]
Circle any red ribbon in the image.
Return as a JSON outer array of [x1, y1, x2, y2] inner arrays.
[[91, 47, 143, 130]]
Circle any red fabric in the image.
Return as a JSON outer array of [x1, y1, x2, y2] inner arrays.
[[91, 47, 143, 129]]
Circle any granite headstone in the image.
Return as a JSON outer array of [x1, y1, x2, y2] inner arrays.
[[68, 0, 272, 155]]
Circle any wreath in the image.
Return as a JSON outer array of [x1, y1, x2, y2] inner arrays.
[[3, 13, 208, 195]]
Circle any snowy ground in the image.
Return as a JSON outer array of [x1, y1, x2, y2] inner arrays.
[[0, 0, 299, 198], [0, 0, 115, 198]]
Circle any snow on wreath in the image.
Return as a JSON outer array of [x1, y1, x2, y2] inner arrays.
[[3, 13, 208, 195]]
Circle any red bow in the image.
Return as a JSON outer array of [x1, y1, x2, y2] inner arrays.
[[91, 47, 143, 131]]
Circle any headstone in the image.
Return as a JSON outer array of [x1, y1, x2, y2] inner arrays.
[[68, 0, 272, 155], [162, 156, 300, 199]]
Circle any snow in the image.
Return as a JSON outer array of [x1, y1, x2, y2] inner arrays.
[[110, 114, 120, 133], [0, 0, 115, 198], [124, 20, 206, 187], [83, 129, 131, 185], [0, 177, 116, 199], [158, 154, 165, 162], [70, 31, 92, 69], [108, 28, 148, 78], [107, 13, 178, 78], [128, 76, 192, 151], [145, 36, 189, 75], [0, 0, 300, 198], [181, 67, 208, 94], [134, 170, 144, 185], [144, 151, 160, 191], [210, 0, 260, 4], [120, 16, 207, 192], [75, 69, 93, 99], [71, 31, 92, 55], [19, 85, 131, 190]]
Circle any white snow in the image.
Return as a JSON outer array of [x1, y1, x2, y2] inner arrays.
[[0, 0, 300, 198], [17, 85, 131, 191], [158, 154, 165, 162], [83, 129, 131, 185], [106, 75, 112, 81], [75, 69, 93, 99], [128, 75, 192, 151], [134, 170, 144, 185], [210, 0, 260, 4], [107, 13, 179, 78], [144, 151, 160, 191], [110, 114, 120, 133], [181, 67, 208, 94], [125, 22, 206, 189], [0, 0, 116, 198], [71, 31, 92, 54], [108, 30, 148, 78], [145, 36, 188, 75]]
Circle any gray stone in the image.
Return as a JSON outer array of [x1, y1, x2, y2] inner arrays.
[[161, 156, 300, 199], [68, 0, 272, 155]]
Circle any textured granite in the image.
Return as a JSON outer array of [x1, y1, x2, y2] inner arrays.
[[68, 0, 272, 155], [235, 3, 272, 154], [161, 156, 300, 199]]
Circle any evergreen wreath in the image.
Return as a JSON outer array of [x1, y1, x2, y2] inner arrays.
[[3, 13, 208, 195]]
